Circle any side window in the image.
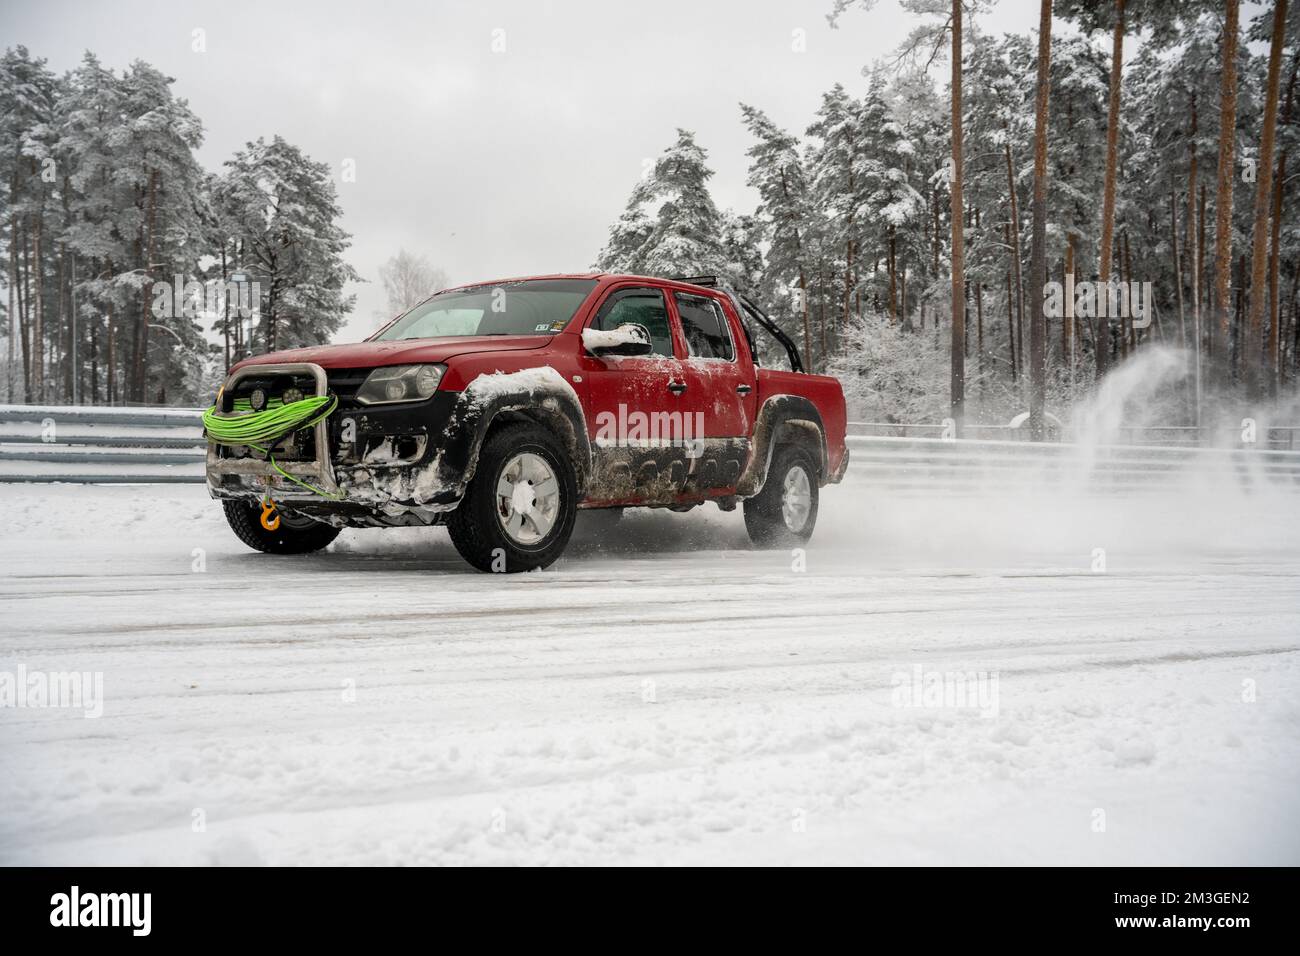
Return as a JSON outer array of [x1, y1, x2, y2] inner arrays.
[[591, 287, 674, 357], [674, 293, 734, 361]]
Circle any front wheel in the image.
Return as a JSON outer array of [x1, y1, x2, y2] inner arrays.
[[222, 499, 341, 554], [447, 422, 578, 572], [743, 446, 820, 548]]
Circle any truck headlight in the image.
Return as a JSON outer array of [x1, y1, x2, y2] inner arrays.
[[355, 364, 445, 405]]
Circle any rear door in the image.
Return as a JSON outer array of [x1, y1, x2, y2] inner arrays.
[[670, 290, 758, 495], [577, 284, 692, 504]]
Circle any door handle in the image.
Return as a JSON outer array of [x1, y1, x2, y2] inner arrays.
[[667, 381, 687, 395], [736, 384, 752, 395]]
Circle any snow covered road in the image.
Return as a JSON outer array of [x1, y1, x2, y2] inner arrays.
[[1, 481, 1298, 865]]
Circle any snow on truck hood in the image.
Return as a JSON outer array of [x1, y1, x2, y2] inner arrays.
[[231, 334, 552, 372]]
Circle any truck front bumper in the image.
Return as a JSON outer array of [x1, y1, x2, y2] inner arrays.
[[206, 362, 473, 522]]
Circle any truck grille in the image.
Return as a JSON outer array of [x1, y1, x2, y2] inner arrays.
[[326, 369, 371, 410]]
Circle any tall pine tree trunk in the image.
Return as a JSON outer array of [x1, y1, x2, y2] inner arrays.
[[1121, 232, 1134, 354], [31, 209, 44, 402], [1027, 0, 1053, 439], [950, 0, 966, 430], [888, 226, 898, 322], [89, 310, 99, 405], [107, 299, 116, 406], [1003, 137, 1025, 380], [1290, 259, 1300, 381], [1185, 99, 1204, 424], [1006, 269, 1018, 382], [1268, 52, 1298, 392], [932, 187, 940, 279], [58, 244, 69, 402], [221, 245, 231, 372], [1243, 0, 1288, 401], [818, 264, 827, 371], [902, 261, 910, 331], [1066, 233, 1078, 384], [1170, 189, 1187, 349], [1212, 0, 1240, 384], [132, 170, 159, 404], [90, 308, 98, 405], [19, 221, 32, 396], [6, 212, 15, 403], [843, 239, 853, 330], [796, 269, 811, 368], [1096, 0, 1126, 379]]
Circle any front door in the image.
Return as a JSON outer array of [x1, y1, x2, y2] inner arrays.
[[577, 284, 692, 505]]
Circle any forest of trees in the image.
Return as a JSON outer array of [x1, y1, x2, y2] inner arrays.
[[597, 0, 1300, 430], [6, 2, 1296, 432], [0, 48, 358, 406]]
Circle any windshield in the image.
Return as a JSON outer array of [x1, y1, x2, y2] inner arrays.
[[374, 278, 598, 340]]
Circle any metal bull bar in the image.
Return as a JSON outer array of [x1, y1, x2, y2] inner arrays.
[[205, 362, 341, 499]]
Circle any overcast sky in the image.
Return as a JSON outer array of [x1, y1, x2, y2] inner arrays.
[[6, 0, 1040, 342]]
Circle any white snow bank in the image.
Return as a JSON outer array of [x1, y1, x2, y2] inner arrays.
[[1, 465, 1298, 866]]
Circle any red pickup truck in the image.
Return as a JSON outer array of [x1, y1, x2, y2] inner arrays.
[[206, 274, 849, 572]]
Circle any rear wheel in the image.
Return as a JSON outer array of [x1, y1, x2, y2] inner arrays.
[[222, 499, 341, 554], [447, 422, 577, 572], [743, 446, 819, 548]]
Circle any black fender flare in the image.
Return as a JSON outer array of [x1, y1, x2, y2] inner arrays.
[[736, 395, 828, 497], [431, 371, 593, 505]]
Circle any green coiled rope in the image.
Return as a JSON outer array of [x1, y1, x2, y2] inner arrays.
[[203, 394, 343, 499], [203, 394, 337, 445]]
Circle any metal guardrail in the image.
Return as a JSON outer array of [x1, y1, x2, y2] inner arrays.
[[0, 406, 206, 428], [842, 435, 1300, 494], [848, 421, 1300, 450], [0, 404, 206, 484], [2, 405, 1299, 492], [0, 433, 205, 449]]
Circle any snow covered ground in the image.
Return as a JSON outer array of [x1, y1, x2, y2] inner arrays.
[[1, 479, 1298, 865]]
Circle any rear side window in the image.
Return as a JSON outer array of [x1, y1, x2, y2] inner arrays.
[[674, 292, 734, 361], [591, 287, 674, 357]]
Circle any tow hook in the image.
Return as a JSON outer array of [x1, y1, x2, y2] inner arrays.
[[260, 494, 281, 531]]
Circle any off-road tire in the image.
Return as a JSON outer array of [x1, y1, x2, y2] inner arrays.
[[222, 499, 341, 554], [743, 445, 820, 548], [447, 422, 578, 572]]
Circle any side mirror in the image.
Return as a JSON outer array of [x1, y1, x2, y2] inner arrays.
[[582, 323, 653, 357]]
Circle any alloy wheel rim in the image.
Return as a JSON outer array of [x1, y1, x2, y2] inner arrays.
[[495, 452, 561, 546], [781, 464, 812, 532]]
